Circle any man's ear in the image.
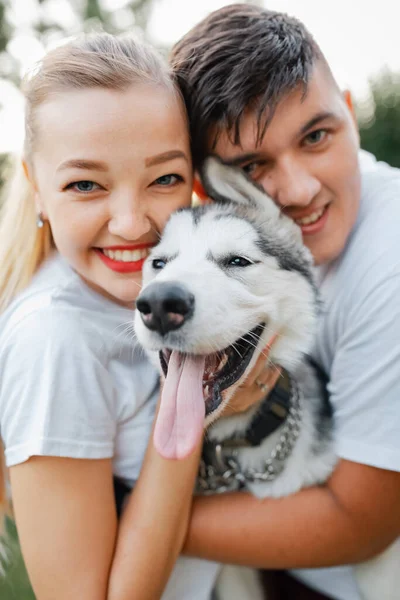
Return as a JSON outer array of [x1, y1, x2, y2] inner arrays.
[[343, 90, 359, 129]]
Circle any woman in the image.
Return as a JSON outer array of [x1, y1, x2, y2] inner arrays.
[[0, 32, 205, 600]]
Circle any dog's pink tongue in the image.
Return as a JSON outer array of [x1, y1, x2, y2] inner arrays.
[[154, 351, 206, 460]]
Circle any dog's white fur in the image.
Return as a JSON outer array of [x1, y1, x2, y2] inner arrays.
[[135, 158, 399, 600]]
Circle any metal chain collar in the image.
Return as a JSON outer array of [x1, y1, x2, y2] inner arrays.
[[196, 375, 303, 495]]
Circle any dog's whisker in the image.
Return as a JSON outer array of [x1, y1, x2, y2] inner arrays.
[[129, 279, 143, 290], [230, 342, 244, 360], [149, 224, 162, 241]]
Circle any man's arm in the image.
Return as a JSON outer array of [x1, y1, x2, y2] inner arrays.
[[184, 459, 400, 568], [184, 264, 400, 569]]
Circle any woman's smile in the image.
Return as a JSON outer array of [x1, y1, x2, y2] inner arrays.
[[94, 244, 154, 273]]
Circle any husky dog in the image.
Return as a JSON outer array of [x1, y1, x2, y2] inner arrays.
[[134, 158, 398, 600]]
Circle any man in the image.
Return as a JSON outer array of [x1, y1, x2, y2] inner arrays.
[[170, 4, 400, 599]]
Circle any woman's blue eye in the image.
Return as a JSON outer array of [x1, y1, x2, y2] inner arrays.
[[154, 174, 182, 186], [68, 180, 98, 193], [152, 258, 167, 270], [226, 256, 253, 267]]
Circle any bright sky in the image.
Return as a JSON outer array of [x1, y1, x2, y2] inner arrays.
[[1, 0, 400, 153]]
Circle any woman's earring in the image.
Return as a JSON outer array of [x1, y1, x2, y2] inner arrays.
[[36, 212, 44, 228]]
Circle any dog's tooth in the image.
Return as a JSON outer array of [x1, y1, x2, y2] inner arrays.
[[220, 354, 228, 369]]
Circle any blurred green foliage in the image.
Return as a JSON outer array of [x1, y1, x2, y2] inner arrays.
[[0, 153, 8, 189], [358, 70, 400, 168], [0, 518, 35, 600]]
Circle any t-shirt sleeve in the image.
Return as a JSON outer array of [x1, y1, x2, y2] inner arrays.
[[0, 308, 116, 467], [329, 272, 400, 472]]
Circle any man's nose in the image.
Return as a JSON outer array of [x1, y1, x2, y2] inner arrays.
[[108, 193, 151, 239], [261, 160, 321, 208]]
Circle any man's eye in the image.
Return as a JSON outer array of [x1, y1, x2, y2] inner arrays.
[[242, 163, 259, 176], [66, 180, 100, 193], [304, 129, 327, 146], [226, 256, 253, 267], [152, 258, 167, 270], [154, 174, 183, 186]]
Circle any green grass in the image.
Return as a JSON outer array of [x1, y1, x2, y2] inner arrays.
[[0, 518, 35, 600]]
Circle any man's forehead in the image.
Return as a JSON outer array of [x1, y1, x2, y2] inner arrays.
[[211, 61, 344, 158]]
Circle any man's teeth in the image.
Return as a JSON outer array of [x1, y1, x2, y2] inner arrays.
[[103, 248, 150, 262], [295, 206, 326, 226]]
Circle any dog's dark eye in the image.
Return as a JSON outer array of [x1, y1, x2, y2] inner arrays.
[[152, 258, 167, 270], [227, 256, 253, 267]]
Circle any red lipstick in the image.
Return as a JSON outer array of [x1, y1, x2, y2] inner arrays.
[[94, 244, 153, 274]]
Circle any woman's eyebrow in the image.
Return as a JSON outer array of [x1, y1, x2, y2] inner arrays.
[[145, 150, 188, 167], [57, 159, 108, 172]]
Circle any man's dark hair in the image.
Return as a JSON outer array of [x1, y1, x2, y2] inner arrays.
[[170, 3, 323, 168]]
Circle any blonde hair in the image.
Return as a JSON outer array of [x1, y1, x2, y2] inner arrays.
[[0, 32, 179, 313]]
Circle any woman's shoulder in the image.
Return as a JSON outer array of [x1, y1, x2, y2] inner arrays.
[[1, 253, 82, 334], [0, 253, 130, 350]]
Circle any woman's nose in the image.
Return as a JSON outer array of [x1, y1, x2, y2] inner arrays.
[[108, 193, 152, 240]]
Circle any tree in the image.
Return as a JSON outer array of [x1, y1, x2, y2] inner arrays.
[[358, 70, 400, 168]]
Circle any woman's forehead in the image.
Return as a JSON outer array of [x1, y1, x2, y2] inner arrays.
[[34, 85, 190, 162]]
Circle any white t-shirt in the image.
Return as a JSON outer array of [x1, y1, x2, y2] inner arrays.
[[291, 152, 400, 599], [0, 253, 219, 600]]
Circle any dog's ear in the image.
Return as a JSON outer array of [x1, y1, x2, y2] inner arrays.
[[201, 156, 303, 243], [201, 156, 281, 220]]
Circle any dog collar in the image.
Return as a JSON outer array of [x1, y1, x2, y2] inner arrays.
[[246, 368, 292, 446], [205, 368, 293, 451], [196, 371, 303, 494]]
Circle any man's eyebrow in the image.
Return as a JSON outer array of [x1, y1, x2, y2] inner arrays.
[[299, 111, 337, 135], [145, 150, 188, 167], [57, 159, 108, 172], [220, 153, 261, 167]]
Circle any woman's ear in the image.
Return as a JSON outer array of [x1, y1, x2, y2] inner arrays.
[[22, 159, 45, 215], [22, 159, 38, 190], [193, 177, 210, 205], [22, 159, 31, 182]]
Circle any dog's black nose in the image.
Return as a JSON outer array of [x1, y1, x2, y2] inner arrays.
[[136, 282, 195, 335]]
